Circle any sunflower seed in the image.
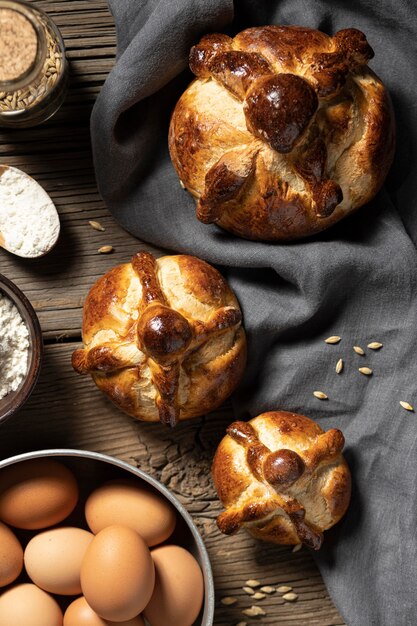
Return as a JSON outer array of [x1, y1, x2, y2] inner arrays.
[[358, 367, 373, 376], [313, 391, 328, 400], [353, 346, 365, 355], [243, 587, 255, 595], [400, 401, 414, 412], [292, 543, 302, 552], [336, 358, 343, 374], [260, 586, 275, 594], [277, 585, 293, 593], [325, 336, 341, 344], [252, 592, 266, 600], [368, 342, 383, 350], [245, 580, 261, 588], [242, 606, 266, 617], [221, 597, 237, 606], [89, 220, 105, 232], [98, 245, 113, 254], [283, 592, 298, 602]]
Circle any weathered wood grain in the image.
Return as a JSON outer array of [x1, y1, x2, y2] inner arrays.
[[0, 1, 346, 624]]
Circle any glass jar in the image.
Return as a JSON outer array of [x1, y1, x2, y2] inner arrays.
[[0, 0, 68, 128]]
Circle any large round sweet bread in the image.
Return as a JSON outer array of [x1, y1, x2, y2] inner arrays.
[[169, 25, 395, 241], [212, 411, 351, 548], [72, 252, 246, 426]]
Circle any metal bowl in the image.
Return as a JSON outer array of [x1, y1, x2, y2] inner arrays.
[[0, 273, 43, 424], [0, 448, 215, 625]]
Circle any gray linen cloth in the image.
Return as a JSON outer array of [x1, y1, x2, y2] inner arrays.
[[91, 1, 417, 624]]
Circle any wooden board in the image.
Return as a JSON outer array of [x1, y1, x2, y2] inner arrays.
[[0, 2, 346, 624]]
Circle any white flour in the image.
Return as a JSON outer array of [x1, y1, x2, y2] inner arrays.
[[0, 292, 30, 400], [0, 166, 60, 258]]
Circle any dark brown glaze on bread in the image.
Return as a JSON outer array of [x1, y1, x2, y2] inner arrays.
[[212, 411, 351, 549], [72, 252, 246, 426], [169, 25, 395, 240]]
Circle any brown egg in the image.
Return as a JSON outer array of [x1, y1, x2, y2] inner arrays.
[[144, 545, 204, 626], [64, 597, 145, 626], [0, 459, 78, 529], [25, 527, 94, 595], [80, 525, 155, 622], [0, 521, 23, 587], [0, 583, 63, 626], [85, 479, 176, 546]]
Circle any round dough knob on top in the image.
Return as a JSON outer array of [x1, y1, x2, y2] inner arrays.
[[212, 410, 351, 549], [72, 252, 246, 426]]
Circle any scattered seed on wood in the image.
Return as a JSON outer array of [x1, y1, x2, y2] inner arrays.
[[243, 587, 255, 596], [221, 597, 237, 606], [313, 391, 328, 400], [353, 346, 365, 355], [368, 342, 383, 350], [98, 245, 113, 254], [89, 220, 105, 232], [292, 543, 302, 552], [325, 336, 341, 344], [358, 367, 373, 376], [252, 592, 266, 600], [336, 358, 343, 374], [260, 586, 275, 594], [245, 580, 261, 588], [400, 401, 414, 412], [283, 592, 298, 602], [242, 606, 266, 617], [277, 585, 293, 593]]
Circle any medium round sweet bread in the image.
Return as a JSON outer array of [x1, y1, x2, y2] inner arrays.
[[169, 25, 395, 241], [72, 252, 246, 426], [212, 411, 351, 549]]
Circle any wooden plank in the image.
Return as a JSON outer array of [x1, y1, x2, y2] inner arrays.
[[0, 343, 345, 626], [0, 1, 346, 623]]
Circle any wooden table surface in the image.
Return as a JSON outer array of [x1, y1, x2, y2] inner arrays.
[[0, 2, 346, 624]]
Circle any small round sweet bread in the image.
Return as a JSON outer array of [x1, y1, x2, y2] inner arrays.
[[169, 25, 395, 241], [212, 411, 351, 549], [72, 251, 246, 426]]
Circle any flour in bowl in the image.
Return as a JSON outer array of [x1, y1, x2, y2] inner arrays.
[[0, 292, 30, 399], [0, 165, 60, 258]]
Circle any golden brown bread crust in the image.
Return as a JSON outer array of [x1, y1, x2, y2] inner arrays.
[[169, 25, 395, 241], [212, 411, 351, 549], [72, 252, 246, 426]]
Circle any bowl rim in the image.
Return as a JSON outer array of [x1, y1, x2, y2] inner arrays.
[[0, 272, 43, 424], [0, 447, 215, 626]]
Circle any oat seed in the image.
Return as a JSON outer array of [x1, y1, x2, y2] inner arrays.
[[313, 391, 328, 400], [252, 592, 266, 600], [336, 358, 343, 374], [283, 592, 298, 602], [367, 342, 383, 350], [245, 580, 261, 588], [277, 585, 293, 593], [221, 597, 237, 606], [400, 401, 414, 412], [353, 346, 365, 355], [89, 220, 105, 232], [243, 587, 255, 595], [98, 245, 113, 254], [325, 335, 341, 344], [292, 543, 302, 552], [260, 586, 275, 594], [242, 606, 266, 617], [358, 367, 372, 376]]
